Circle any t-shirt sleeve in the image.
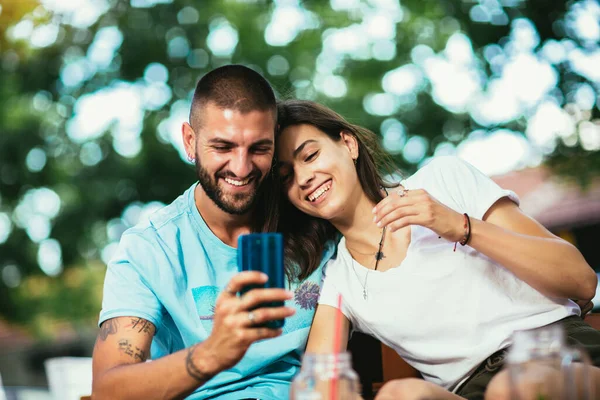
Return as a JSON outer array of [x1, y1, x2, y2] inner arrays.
[[411, 156, 520, 220], [98, 232, 164, 330], [317, 259, 353, 321]]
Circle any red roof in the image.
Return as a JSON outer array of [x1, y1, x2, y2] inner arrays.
[[0, 318, 33, 349], [492, 167, 600, 230]]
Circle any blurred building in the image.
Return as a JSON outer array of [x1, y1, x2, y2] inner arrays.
[[492, 166, 600, 307], [0, 319, 95, 390], [493, 167, 600, 234]]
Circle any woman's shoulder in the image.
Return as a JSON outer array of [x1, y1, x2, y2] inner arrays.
[[401, 156, 466, 190], [323, 238, 352, 277]]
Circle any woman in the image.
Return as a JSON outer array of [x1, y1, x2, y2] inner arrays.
[[275, 99, 600, 400]]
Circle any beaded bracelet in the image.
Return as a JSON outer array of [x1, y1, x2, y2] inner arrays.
[[453, 213, 471, 252]]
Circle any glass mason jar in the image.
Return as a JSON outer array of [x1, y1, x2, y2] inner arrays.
[[506, 323, 593, 400], [290, 352, 360, 400]]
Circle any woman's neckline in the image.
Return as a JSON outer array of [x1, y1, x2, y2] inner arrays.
[[340, 228, 413, 274]]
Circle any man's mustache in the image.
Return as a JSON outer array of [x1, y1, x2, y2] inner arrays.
[[216, 169, 262, 181]]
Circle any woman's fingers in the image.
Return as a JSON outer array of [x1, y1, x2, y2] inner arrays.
[[373, 189, 416, 226], [375, 206, 420, 229], [387, 216, 421, 232], [373, 188, 463, 241]]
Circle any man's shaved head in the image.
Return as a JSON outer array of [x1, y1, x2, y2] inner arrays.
[[190, 65, 276, 130]]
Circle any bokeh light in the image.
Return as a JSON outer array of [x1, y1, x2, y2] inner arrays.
[[207, 19, 239, 57], [2, 0, 600, 343], [38, 238, 63, 276], [0, 213, 12, 245]]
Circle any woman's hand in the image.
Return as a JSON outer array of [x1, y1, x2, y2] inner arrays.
[[575, 299, 594, 317], [372, 186, 464, 242]]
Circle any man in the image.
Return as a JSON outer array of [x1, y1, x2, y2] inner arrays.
[[92, 65, 334, 399]]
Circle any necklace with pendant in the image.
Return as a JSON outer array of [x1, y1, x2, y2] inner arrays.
[[349, 224, 386, 300], [348, 188, 389, 300]]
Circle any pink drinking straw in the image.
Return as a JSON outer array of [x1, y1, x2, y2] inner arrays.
[[331, 293, 343, 400]]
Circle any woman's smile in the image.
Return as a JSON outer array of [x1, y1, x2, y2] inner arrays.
[[306, 179, 332, 204]]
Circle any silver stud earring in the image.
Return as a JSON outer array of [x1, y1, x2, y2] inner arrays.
[[187, 154, 195, 163]]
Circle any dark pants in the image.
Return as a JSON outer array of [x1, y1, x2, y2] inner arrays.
[[455, 315, 600, 400]]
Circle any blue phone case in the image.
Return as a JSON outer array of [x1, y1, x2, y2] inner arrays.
[[237, 233, 285, 329]]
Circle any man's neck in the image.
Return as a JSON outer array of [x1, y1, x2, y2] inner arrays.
[[193, 184, 253, 248]]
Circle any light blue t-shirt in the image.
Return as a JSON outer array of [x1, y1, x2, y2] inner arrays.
[[99, 183, 335, 400]]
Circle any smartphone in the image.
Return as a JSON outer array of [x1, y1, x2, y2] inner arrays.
[[238, 233, 286, 329]]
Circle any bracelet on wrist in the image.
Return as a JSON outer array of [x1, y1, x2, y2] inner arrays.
[[185, 344, 216, 382], [453, 213, 471, 252]]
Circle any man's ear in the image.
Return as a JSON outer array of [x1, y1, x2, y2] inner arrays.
[[182, 122, 196, 160], [340, 131, 359, 161]]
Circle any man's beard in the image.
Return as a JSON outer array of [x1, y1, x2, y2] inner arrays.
[[195, 154, 263, 215]]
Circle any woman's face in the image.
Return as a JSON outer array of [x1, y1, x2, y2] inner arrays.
[[276, 124, 360, 221]]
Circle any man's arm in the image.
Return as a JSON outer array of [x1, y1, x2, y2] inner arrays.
[[92, 316, 217, 400], [92, 271, 295, 400]]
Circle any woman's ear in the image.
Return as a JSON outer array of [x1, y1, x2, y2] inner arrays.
[[340, 131, 359, 161]]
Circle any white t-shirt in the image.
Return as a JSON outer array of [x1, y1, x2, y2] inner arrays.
[[318, 156, 579, 391]]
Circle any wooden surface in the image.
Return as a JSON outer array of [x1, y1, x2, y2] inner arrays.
[[584, 313, 600, 330], [380, 343, 420, 382]]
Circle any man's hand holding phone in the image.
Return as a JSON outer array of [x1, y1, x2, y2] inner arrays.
[[198, 233, 293, 374], [200, 271, 295, 374], [238, 233, 287, 329]]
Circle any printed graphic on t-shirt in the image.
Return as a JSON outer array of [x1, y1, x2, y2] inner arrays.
[[191, 285, 219, 331], [191, 280, 321, 334], [294, 281, 320, 310], [283, 280, 320, 333]]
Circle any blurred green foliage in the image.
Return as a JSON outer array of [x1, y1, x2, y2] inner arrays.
[[0, 0, 598, 334]]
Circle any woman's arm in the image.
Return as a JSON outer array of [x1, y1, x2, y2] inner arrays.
[[306, 304, 351, 353], [305, 305, 362, 399], [374, 192, 597, 301], [470, 197, 597, 300]]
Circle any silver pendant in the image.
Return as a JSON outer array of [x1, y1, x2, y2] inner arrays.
[[363, 289, 367, 300]]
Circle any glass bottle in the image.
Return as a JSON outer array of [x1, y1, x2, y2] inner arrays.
[[506, 323, 593, 400], [290, 352, 360, 400]]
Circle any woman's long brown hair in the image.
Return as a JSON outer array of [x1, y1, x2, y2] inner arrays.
[[276, 100, 400, 281]]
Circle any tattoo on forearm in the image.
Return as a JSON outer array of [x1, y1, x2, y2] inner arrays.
[[129, 317, 154, 335], [99, 319, 119, 341], [118, 339, 147, 362], [185, 344, 212, 382]]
